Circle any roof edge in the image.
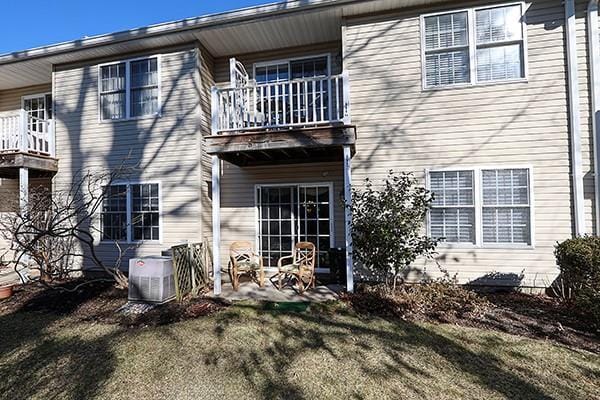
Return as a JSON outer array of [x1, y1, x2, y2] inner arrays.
[[0, 0, 357, 65]]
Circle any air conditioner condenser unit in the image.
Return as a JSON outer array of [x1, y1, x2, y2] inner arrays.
[[128, 256, 176, 304]]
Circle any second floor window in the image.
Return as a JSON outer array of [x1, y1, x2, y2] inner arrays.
[[99, 57, 160, 121], [422, 3, 526, 89]]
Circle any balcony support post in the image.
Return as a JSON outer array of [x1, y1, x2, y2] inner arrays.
[[211, 87, 219, 136], [342, 71, 352, 125], [343, 145, 354, 293], [19, 167, 28, 215], [211, 155, 222, 295], [48, 120, 56, 157], [19, 110, 28, 153]]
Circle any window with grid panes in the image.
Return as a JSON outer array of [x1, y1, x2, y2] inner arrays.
[[101, 183, 160, 242], [102, 185, 128, 241], [429, 171, 475, 243], [422, 3, 526, 88], [99, 57, 159, 120], [482, 169, 530, 244]]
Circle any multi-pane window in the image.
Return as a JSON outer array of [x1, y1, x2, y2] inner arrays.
[[422, 3, 526, 88], [102, 185, 128, 241], [428, 168, 532, 246], [23, 94, 52, 133], [476, 5, 524, 82], [482, 169, 530, 244], [424, 12, 470, 87], [102, 183, 160, 242], [429, 171, 475, 243], [130, 59, 159, 118], [100, 63, 126, 120], [99, 57, 160, 121]]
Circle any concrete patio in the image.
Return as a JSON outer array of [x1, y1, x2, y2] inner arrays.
[[213, 273, 343, 302]]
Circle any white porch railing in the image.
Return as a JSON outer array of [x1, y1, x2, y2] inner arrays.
[[211, 71, 351, 134], [0, 110, 55, 157]]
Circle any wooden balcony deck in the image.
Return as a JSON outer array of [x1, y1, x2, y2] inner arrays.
[[205, 124, 356, 166], [0, 111, 57, 177]]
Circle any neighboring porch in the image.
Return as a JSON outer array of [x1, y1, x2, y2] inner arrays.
[[0, 110, 57, 213]]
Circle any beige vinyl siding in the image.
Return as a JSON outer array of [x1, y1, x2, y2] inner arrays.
[[0, 83, 51, 112], [53, 46, 202, 270], [345, 0, 573, 287]]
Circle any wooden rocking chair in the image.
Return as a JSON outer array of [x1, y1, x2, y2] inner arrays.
[[229, 241, 265, 291], [277, 242, 316, 294]]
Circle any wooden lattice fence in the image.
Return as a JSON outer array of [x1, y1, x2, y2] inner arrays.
[[171, 240, 212, 301]]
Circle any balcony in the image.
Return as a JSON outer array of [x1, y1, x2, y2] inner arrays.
[[206, 71, 356, 166], [0, 110, 57, 178]]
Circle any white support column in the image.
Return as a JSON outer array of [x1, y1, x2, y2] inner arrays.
[[343, 145, 354, 293], [565, 0, 586, 235], [19, 109, 28, 153], [211, 156, 222, 295], [589, 0, 600, 233], [211, 87, 219, 136], [19, 167, 28, 215], [341, 70, 352, 125]]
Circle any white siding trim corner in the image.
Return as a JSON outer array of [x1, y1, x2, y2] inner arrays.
[[565, 0, 586, 236], [589, 0, 600, 234]]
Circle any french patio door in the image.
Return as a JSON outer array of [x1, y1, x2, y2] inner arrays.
[[257, 184, 333, 271], [22, 93, 52, 133]]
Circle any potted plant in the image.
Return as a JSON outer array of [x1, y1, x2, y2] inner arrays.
[[0, 284, 13, 300]]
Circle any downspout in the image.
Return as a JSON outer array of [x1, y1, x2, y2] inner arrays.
[[565, 0, 586, 236], [589, 0, 600, 234]]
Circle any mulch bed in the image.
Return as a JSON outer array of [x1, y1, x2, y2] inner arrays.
[[2, 279, 599, 353], [344, 284, 600, 354], [466, 293, 600, 354], [0, 280, 228, 328]]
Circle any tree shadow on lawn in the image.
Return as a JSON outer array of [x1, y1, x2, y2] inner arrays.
[[0, 287, 598, 400], [0, 284, 124, 400], [202, 302, 592, 400]]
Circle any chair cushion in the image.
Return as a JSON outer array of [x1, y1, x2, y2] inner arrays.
[[279, 263, 301, 273], [236, 259, 261, 271]]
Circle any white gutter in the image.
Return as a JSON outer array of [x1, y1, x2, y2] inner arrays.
[[565, 0, 586, 236], [590, 0, 600, 234]]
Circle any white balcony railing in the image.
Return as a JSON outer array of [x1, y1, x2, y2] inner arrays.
[[211, 71, 351, 134], [0, 110, 55, 157]]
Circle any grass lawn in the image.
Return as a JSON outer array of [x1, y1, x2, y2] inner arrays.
[[1, 300, 599, 400]]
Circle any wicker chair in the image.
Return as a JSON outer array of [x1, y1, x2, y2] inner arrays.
[[229, 241, 265, 291], [277, 242, 316, 294]]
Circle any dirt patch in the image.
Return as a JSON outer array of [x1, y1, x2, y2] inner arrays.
[[344, 283, 600, 354], [0, 280, 228, 327], [465, 293, 600, 354]]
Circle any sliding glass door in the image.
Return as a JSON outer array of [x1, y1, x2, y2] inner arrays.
[[257, 184, 333, 269]]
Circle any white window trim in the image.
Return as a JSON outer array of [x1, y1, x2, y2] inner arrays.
[[100, 180, 163, 245], [21, 92, 52, 118], [254, 182, 335, 273], [252, 53, 332, 82], [97, 54, 162, 122], [420, 2, 529, 90], [426, 165, 535, 249]]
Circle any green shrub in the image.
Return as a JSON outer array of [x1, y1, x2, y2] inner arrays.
[[554, 236, 600, 328], [348, 171, 439, 283]]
